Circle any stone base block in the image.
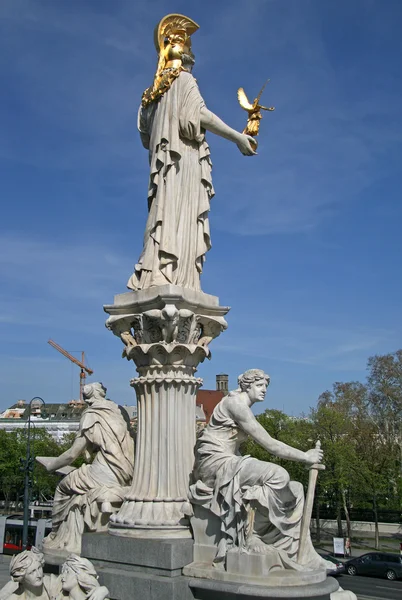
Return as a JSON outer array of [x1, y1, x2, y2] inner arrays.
[[81, 532, 194, 600], [184, 554, 327, 588], [188, 576, 340, 600], [42, 550, 68, 567]]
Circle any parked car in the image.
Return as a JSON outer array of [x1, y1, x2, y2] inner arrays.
[[322, 554, 345, 576], [345, 552, 402, 580]]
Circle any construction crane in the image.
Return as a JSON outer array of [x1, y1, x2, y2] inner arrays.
[[48, 339, 93, 402]]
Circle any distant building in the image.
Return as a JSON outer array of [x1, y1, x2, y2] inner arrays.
[[0, 399, 27, 419], [216, 374, 229, 393], [0, 376, 226, 441], [122, 404, 137, 420], [196, 374, 228, 425], [0, 398, 137, 443]]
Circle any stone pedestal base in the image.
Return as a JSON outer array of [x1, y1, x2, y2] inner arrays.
[[188, 576, 340, 600], [80, 532, 352, 600], [82, 532, 194, 600], [184, 552, 328, 587]]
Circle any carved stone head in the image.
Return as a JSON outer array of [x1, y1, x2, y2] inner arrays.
[[82, 382, 107, 405], [10, 547, 44, 589], [61, 554, 100, 597], [238, 369, 270, 403]]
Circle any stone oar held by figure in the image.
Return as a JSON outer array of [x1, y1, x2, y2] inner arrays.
[[297, 440, 325, 562]]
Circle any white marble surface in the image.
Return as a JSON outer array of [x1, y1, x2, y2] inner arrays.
[[107, 287, 229, 537], [0, 548, 110, 600], [126, 67, 255, 293], [189, 369, 332, 572], [37, 383, 134, 554]]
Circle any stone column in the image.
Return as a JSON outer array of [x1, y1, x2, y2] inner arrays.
[[103, 285, 229, 538]]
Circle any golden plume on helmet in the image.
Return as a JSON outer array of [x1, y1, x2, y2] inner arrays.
[[142, 14, 199, 107]]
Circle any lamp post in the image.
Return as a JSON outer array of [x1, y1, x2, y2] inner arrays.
[[22, 396, 45, 550]]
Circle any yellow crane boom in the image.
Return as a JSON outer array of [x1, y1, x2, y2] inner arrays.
[[48, 339, 93, 402]]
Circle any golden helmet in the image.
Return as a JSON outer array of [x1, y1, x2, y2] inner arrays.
[[154, 14, 199, 69]]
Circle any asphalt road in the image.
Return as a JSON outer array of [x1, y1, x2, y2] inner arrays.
[[336, 573, 402, 600], [0, 556, 11, 589]]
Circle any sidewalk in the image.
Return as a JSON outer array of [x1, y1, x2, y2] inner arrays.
[[0, 556, 11, 590], [315, 538, 401, 561]]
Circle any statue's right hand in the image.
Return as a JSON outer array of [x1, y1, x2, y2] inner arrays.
[[36, 456, 56, 472], [236, 133, 257, 156], [305, 448, 323, 465]]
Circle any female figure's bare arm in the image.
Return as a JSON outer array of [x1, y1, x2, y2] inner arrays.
[[200, 107, 256, 156], [39, 435, 87, 472], [227, 397, 323, 465]]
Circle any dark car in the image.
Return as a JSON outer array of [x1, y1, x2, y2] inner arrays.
[[345, 552, 402, 580], [322, 554, 345, 576]]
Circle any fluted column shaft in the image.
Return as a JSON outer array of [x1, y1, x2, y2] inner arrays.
[[110, 367, 200, 537], [104, 285, 229, 539]]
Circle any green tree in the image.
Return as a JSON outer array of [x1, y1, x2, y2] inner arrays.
[[348, 412, 396, 548], [310, 384, 364, 540], [0, 427, 84, 510], [242, 409, 313, 488], [313, 353, 402, 549], [24, 428, 64, 501], [0, 430, 24, 510], [366, 350, 402, 490]]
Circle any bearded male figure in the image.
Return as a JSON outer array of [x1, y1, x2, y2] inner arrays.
[[127, 14, 256, 292]]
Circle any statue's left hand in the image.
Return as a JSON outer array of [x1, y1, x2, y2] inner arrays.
[[87, 586, 110, 600], [305, 447, 323, 465]]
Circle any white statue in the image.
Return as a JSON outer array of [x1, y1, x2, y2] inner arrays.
[[37, 382, 134, 555], [0, 548, 109, 600], [127, 14, 256, 292], [189, 369, 333, 571], [60, 555, 109, 600]]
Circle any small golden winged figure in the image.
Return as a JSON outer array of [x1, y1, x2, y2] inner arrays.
[[237, 79, 275, 137]]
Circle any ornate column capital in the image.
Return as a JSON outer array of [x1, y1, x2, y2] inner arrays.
[[104, 284, 229, 368]]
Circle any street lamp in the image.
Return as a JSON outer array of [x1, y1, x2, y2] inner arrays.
[[22, 396, 45, 550]]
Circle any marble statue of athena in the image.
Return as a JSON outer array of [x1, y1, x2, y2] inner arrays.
[[127, 14, 256, 292]]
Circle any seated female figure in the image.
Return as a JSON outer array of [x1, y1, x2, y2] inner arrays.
[[190, 369, 331, 571]]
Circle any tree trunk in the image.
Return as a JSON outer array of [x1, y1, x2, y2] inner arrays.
[[341, 487, 351, 541], [4, 490, 10, 512], [373, 494, 380, 549], [336, 503, 343, 537]]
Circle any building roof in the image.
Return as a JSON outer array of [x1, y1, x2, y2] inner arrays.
[[196, 390, 224, 424], [0, 408, 25, 419], [23, 402, 85, 421]]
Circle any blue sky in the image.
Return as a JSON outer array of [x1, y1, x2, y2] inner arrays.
[[1, 0, 401, 415]]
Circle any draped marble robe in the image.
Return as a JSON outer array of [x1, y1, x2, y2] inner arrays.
[[42, 400, 134, 554], [127, 71, 214, 291], [190, 394, 331, 570]]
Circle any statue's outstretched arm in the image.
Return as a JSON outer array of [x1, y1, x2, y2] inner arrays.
[[228, 398, 311, 463], [37, 435, 87, 472], [200, 107, 256, 156]]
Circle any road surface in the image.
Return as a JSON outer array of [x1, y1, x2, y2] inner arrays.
[[337, 573, 402, 600]]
